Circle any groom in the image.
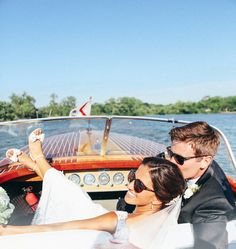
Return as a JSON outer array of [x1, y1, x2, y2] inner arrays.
[[166, 121, 235, 249]]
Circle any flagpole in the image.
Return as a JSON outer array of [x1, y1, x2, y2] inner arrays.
[[86, 96, 92, 134], [87, 118, 91, 133]]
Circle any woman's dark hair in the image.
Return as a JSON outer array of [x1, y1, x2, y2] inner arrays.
[[142, 157, 186, 206]]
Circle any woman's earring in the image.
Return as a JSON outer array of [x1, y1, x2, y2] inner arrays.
[[151, 202, 154, 210]]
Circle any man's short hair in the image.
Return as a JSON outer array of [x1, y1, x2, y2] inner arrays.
[[169, 121, 220, 157]]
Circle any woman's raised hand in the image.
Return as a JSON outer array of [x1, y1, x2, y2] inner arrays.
[[6, 149, 37, 172]]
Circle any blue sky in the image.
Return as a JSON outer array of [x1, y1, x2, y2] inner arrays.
[[0, 0, 236, 107]]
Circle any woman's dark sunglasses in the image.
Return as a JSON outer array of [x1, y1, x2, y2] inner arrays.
[[127, 169, 154, 193], [166, 146, 208, 165]]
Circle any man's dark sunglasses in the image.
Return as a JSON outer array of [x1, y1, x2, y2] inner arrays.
[[166, 146, 208, 165], [127, 169, 154, 193]]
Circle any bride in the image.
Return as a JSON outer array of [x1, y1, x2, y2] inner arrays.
[[2, 129, 186, 249]]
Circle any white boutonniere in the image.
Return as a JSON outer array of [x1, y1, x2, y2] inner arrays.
[[183, 183, 200, 199]]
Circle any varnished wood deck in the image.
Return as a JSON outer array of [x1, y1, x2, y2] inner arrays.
[[0, 130, 165, 183]]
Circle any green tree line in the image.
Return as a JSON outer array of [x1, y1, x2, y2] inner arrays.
[[0, 93, 236, 121]]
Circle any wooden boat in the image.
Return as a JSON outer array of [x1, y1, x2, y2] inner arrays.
[[0, 116, 236, 248]]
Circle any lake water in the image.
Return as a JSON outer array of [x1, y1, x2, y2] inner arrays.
[[0, 113, 236, 177], [159, 113, 236, 152]]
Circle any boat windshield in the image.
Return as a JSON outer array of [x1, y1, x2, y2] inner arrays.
[[0, 116, 235, 177]]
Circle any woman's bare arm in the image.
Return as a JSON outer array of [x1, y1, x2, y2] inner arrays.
[[1, 211, 118, 236]]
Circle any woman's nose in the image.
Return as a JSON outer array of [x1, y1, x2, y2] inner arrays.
[[127, 179, 134, 190]]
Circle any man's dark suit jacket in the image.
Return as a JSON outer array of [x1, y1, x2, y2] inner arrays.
[[178, 161, 235, 249]]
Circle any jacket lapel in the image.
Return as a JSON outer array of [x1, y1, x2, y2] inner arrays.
[[196, 163, 213, 186]]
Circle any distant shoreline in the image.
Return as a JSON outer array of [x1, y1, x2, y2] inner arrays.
[[220, 112, 236, 114]]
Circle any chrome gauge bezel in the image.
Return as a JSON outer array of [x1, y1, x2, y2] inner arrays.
[[65, 170, 130, 192]]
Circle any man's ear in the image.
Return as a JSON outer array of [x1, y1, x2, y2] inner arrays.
[[200, 156, 212, 170]]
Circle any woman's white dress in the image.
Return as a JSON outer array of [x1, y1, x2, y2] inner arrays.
[[32, 168, 136, 248], [32, 168, 108, 224], [31, 168, 182, 249]]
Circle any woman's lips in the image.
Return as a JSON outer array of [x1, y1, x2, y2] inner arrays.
[[126, 190, 136, 198]]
